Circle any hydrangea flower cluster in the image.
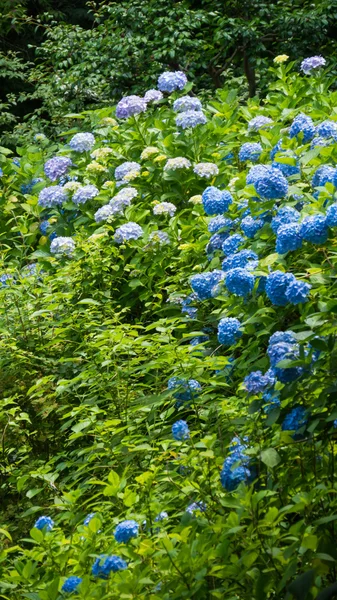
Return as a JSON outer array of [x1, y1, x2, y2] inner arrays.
[[193, 163, 219, 179], [220, 437, 252, 491], [144, 89, 163, 103], [164, 157, 191, 171], [301, 214, 328, 244], [276, 223, 303, 254], [225, 267, 255, 297], [149, 230, 170, 245], [301, 56, 326, 75], [239, 142, 262, 162], [172, 420, 190, 440], [62, 576, 82, 593], [92, 555, 127, 578], [240, 216, 263, 238], [115, 95, 147, 119], [153, 202, 177, 216], [34, 516, 54, 531], [190, 270, 225, 300], [44, 156, 72, 181], [282, 406, 307, 431], [222, 233, 244, 256], [267, 333, 303, 383], [73, 184, 99, 204], [248, 116, 273, 131], [175, 110, 207, 129], [69, 132, 95, 152], [311, 165, 335, 188], [115, 161, 141, 181], [217, 317, 242, 345], [173, 96, 202, 112], [202, 186, 232, 215], [114, 520, 139, 543], [244, 370, 275, 394], [157, 71, 187, 92], [271, 206, 300, 233], [21, 177, 43, 194], [254, 167, 288, 199], [38, 185, 67, 208], [272, 152, 300, 177], [316, 120, 337, 139], [94, 205, 114, 223], [167, 377, 201, 403], [186, 501, 206, 514], [222, 249, 258, 272], [208, 215, 233, 233], [289, 113, 315, 143], [246, 164, 270, 184], [50, 237, 75, 256], [114, 222, 143, 243]]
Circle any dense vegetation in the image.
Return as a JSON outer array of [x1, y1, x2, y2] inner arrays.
[[1, 55, 337, 599]]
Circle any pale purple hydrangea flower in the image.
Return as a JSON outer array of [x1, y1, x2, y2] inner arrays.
[[175, 111, 207, 129], [115, 162, 141, 181], [116, 95, 147, 119], [144, 89, 163, 103], [94, 205, 114, 223], [38, 185, 67, 208], [73, 184, 99, 205], [69, 132, 95, 152], [44, 157, 72, 181], [301, 56, 326, 75], [157, 71, 187, 92], [248, 116, 273, 131], [173, 96, 202, 112], [114, 222, 143, 243]]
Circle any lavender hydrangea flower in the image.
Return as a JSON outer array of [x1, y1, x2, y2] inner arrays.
[[114, 222, 143, 243], [116, 95, 147, 119], [175, 110, 207, 129], [222, 234, 244, 256], [241, 216, 263, 238], [202, 186, 232, 215], [254, 168, 288, 199], [94, 205, 114, 223], [92, 555, 127, 578], [50, 237, 75, 256], [244, 370, 275, 394], [44, 156, 72, 181], [248, 116, 273, 131], [265, 271, 296, 306], [38, 185, 67, 208], [115, 162, 141, 181], [62, 576, 82, 593], [173, 96, 202, 112], [69, 132, 95, 152], [239, 142, 262, 162], [73, 184, 99, 205], [34, 516, 54, 531], [276, 223, 303, 254], [157, 71, 187, 92], [193, 163, 219, 179], [285, 279, 311, 304], [301, 56, 326, 75], [301, 215, 328, 244], [217, 317, 242, 345], [144, 89, 163, 103], [271, 206, 300, 233], [153, 202, 176, 216], [172, 420, 190, 440], [225, 268, 255, 296], [289, 113, 315, 143]]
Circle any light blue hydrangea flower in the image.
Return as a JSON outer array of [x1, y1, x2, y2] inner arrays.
[[144, 89, 163, 103], [271, 206, 300, 234], [114, 222, 143, 243], [265, 271, 296, 306], [244, 370, 275, 394], [254, 167, 288, 199], [301, 56, 326, 75], [289, 113, 315, 143], [94, 205, 114, 223], [84, 513, 96, 525], [248, 116, 273, 131], [73, 184, 99, 205], [217, 317, 242, 345], [34, 516, 54, 531], [175, 110, 207, 129], [301, 215, 328, 244], [173, 96, 202, 112], [222, 234, 245, 256], [225, 267, 255, 296], [92, 555, 127, 578], [62, 576, 82, 593], [276, 223, 303, 254], [44, 156, 72, 181], [202, 186, 232, 215], [38, 185, 67, 208], [240, 216, 263, 238], [172, 420, 190, 440], [157, 71, 187, 92], [239, 142, 262, 162], [154, 511, 168, 522], [114, 520, 139, 543], [115, 161, 141, 181], [116, 95, 147, 119], [186, 501, 206, 514], [50, 237, 75, 255], [285, 279, 311, 305], [149, 230, 170, 245], [69, 132, 95, 152]]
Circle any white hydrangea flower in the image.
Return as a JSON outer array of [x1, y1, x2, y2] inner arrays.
[[193, 163, 219, 179], [164, 157, 192, 171], [153, 202, 177, 216]]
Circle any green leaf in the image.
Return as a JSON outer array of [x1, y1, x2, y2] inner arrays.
[[261, 448, 281, 468]]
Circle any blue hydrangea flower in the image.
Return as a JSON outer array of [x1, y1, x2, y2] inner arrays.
[[190, 333, 209, 346], [289, 113, 315, 143], [222, 249, 258, 272], [115, 161, 141, 181], [12, 157, 20, 166], [21, 263, 38, 278], [62, 576, 82, 593], [154, 511, 168, 522], [246, 164, 270, 185], [21, 177, 44, 194], [263, 390, 281, 413], [149, 230, 170, 246], [157, 71, 187, 92], [190, 270, 225, 300], [34, 516, 54, 531], [181, 294, 198, 319], [311, 165, 335, 187], [208, 216, 233, 233], [114, 222, 143, 243], [240, 216, 263, 238], [44, 156, 72, 181], [276, 223, 303, 254], [73, 184, 99, 205], [271, 206, 300, 233], [49, 231, 57, 242], [270, 140, 285, 160], [334, 419, 337, 428], [173, 96, 202, 112], [254, 168, 288, 199], [222, 234, 245, 256], [186, 501, 206, 514], [206, 233, 229, 254], [217, 317, 242, 345], [168, 377, 201, 403], [0, 273, 14, 286], [175, 110, 207, 129], [0, 167, 3, 177], [272, 152, 300, 177], [69, 132, 95, 152], [265, 271, 296, 306], [301, 56, 326, 75], [50, 237, 75, 255], [267, 340, 303, 383], [244, 370, 275, 394], [94, 205, 114, 223], [311, 136, 331, 149], [301, 215, 328, 244], [326, 203, 337, 227], [239, 142, 262, 162], [316, 120, 337, 139], [38, 185, 67, 208], [116, 95, 147, 119], [114, 520, 139, 543], [84, 513, 95, 525], [269, 330, 296, 345], [92, 555, 127, 578], [282, 406, 307, 431], [39, 220, 50, 234], [285, 279, 311, 305], [225, 267, 255, 296], [248, 116, 273, 131], [202, 186, 232, 215], [222, 151, 234, 163], [220, 437, 251, 491], [144, 89, 163, 103], [172, 420, 190, 440]]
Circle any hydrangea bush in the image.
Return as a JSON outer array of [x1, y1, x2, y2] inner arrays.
[[1, 58, 337, 599]]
